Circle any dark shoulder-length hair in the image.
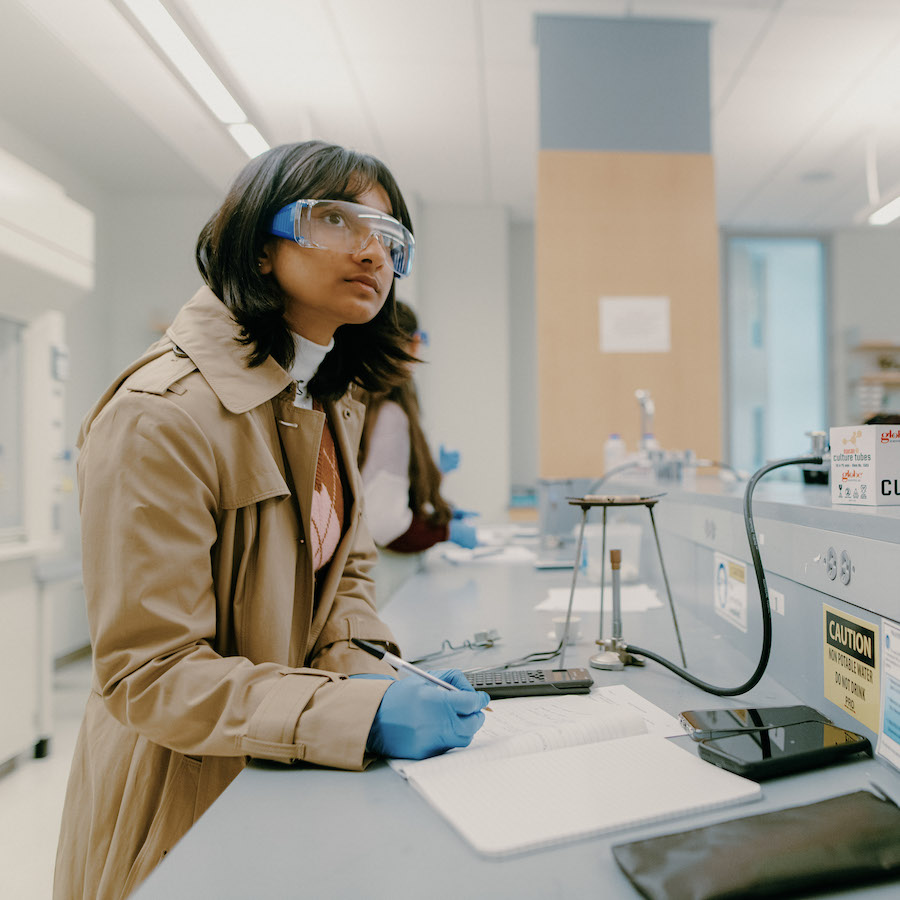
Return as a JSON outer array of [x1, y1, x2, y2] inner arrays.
[[359, 302, 452, 529], [196, 140, 414, 400]]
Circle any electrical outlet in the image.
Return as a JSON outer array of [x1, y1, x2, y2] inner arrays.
[[840, 550, 852, 585], [825, 546, 837, 581]]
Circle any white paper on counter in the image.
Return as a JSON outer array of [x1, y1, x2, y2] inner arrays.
[[535, 584, 662, 613]]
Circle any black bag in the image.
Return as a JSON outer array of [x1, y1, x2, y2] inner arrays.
[[612, 790, 900, 899]]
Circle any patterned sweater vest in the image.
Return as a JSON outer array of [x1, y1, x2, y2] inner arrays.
[[310, 404, 345, 571]]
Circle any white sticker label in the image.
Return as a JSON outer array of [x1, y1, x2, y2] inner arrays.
[[770, 588, 785, 616], [877, 618, 900, 771], [714, 552, 748, 633]]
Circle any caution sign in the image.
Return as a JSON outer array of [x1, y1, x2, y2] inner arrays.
[[823, 605, 880, 731]]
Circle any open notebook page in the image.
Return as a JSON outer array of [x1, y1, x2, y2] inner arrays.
[[391, 691, 646, 778], [405, 733, 762, 857]]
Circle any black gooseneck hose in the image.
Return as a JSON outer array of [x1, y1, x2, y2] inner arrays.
[[624, 455, 823, 697]]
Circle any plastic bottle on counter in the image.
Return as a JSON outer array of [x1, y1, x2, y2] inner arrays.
[[603, 433, 627, 474]]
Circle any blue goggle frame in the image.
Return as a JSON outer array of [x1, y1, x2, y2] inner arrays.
[[269, 198, 414, 278]]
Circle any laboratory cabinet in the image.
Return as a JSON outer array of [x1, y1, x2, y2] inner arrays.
[[0, 310, 71, 767], [0, 551, 43, 766], [647, 478, 900, 747], [0, 146, 92, 768]]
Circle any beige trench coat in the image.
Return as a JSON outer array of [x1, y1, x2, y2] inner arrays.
[[54, 288, 399, 900]]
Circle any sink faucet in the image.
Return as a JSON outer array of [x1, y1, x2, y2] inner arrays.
[[635, 389, 655, 446]]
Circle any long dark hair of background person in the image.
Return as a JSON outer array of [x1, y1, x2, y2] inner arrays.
[[359, 301, 453, 529]]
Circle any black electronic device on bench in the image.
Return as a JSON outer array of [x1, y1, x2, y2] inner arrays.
[[679, 704, 830, 740], [465, 667, 593, 699], [697, 721, 872, 781]]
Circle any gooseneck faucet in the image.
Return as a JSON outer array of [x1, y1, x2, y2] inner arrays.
[[635, 389, 655, 446]]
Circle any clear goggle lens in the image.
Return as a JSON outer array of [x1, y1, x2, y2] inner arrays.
[[269, 198, 414, 278]]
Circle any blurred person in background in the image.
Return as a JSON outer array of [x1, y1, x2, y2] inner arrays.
[[359, 301, 479, 605]]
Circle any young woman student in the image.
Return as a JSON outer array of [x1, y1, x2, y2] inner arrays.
[[54, 141, 489, 900]]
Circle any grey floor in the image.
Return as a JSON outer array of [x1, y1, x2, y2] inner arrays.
[[0, 654, 91, 899]]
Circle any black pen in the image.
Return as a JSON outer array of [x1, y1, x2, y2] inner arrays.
[[351, 638, 492, 710]]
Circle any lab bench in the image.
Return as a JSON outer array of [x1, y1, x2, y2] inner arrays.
[[131, 490, 900, 899]]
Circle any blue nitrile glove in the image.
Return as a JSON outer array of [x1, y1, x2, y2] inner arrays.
[[448, 519, 478, 549], [438, 444, 460, 474], [366, 670, 490, 759], [451, 508, 480, 520]]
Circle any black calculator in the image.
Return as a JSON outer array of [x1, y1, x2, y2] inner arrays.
[[465, 668, 593, 699]]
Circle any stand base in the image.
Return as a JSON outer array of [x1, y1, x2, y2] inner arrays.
[[589, 640, 646, 670], [589, 651, 624, 670]]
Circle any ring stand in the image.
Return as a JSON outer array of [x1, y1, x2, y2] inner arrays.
[[556, 494, 687, 671]]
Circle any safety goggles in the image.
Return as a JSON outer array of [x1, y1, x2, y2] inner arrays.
[[269, 198, 414, 278]]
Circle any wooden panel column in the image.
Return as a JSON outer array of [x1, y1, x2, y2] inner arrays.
[[535, 16, 721, 477]]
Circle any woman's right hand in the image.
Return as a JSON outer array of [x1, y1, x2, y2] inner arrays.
[[365, 673, 489, 759]]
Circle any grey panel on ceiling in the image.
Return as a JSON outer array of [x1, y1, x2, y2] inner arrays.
[[535, 15, 711, 155]]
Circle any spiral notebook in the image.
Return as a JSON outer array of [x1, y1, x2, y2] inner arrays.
[[395, 698, 761, 857]]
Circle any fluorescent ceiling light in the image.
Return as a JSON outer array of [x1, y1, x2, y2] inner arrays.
[[122, 0, 246, 124], [228, 124, 270, 159], [868, 195, 900, 226]]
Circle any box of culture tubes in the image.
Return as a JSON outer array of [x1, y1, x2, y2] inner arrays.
[[830, 425, 900, 505]]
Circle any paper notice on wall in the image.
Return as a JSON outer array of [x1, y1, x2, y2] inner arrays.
[[877, 618, 900, 771], [713, 552, 748, 633], [599, 296, 670, 353], [823, 605, 880, 733]]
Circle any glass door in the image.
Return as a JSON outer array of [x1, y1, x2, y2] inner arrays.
[[724, 237, 827, 472]]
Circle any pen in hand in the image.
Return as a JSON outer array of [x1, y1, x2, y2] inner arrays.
[[350, 637, 492, 710]]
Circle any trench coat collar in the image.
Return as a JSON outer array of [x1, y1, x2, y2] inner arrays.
[[167, 287, 293, 414]]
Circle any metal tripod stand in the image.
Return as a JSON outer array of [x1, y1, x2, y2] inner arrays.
[[557, 494, 687, 671]]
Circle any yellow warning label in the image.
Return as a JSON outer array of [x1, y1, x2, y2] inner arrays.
[[823, 605, 879, 731]]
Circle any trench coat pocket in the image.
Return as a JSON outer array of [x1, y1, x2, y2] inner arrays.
[[119, 754, 202, 897]]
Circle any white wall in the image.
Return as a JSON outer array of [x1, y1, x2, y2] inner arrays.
[[105, 192, 221, 373], [415, 203, 511, 522], [831, 228, 900, 425], [0, 117, 108, 658], [508, 222, 538, 491], [57, 191, 218, 656], [1, 116, 222, 658]]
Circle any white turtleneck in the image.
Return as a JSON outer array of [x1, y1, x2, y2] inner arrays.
[[288, 331, 334, 409]]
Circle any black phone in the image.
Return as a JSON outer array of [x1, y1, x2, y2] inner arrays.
[[697, 721, 872, 781], [680, 704, 830, 740]]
